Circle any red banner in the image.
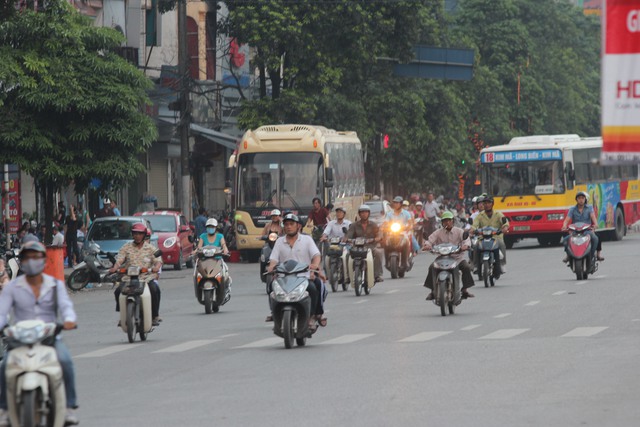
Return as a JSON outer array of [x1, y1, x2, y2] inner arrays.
[[602, 0, 640, 163], [2, 180, 21, 233]]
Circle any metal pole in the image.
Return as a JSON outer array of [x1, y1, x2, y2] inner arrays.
[[4, 164, 10, 249], [178, 0, 191, 218]]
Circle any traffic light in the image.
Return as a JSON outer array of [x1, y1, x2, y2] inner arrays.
[[461, 159, 466, 166], [383, 134, 389, 149]]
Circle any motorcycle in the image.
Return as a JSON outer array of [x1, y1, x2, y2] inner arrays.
[[4, 320, 67, 427], [326, 237, 348, 292], [347, 237, 375, 297], [414, 217, 425, 247], [66, 241, 116, 291], [259, 232, 279, 294], [565, 222, 598, 280], [193, 246, 231, 314], [429, 243, 464, 316], [269, 260, 319, 349], [384, 221, 413, 279], [117, 265, 155, 343], [475, 226, 502, 288]]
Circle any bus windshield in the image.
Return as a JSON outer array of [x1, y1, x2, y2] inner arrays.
[[483, 160, 565, 197], [238, 152, 324, 209]]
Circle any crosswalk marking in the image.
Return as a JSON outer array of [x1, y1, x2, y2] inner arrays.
[[494, 313, 512, 318], [553, 290, 567, 295], [525, 301, 540, 306], [319, 334, 375, 345], [460, 324, 481, 331], [561, 327, 608, 338], [354, 299, 368, 304], [478, 329, 529, 340], [385, 290, 399, 294], [153, 340, 220, 353], [217, 333, 239, 339], [76, 344, 142, 358], [398, 331, 452, 342], [233, 338, 282, 349]]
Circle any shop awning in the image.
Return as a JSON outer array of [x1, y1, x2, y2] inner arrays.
[[190, 124, 238, 150]]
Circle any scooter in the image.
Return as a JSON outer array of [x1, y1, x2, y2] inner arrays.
[[259, 232, 278, 294], [66, 241, 116, 291], [117, 266, 154, 343], [565, 222, 598, 280], [384, 221, 413, 279], [429, 243, 464, 316], [474, 226, 502, 287], [4, 320, 67, 427], [270, 260, 319, 349], [194, 246, 231, 314], [347, 237, 375, 296], [5, 248, 20, 280], [326, 237, 348, 292], [414, 217, 425, 247]]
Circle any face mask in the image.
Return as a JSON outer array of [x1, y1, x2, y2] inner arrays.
[[22, 258, 46, 276], [206, 227, 216, 235]]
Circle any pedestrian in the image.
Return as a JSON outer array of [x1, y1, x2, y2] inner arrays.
[[56, 201, 66, 225], [51, 225, 65, 247], [78, 205, 91, 233], [423, 192, 442, 238], [110, 200, 121, 216], [65, 205, 80, 267], [194, 207, 208, 237], [95, 199, 113, 218]]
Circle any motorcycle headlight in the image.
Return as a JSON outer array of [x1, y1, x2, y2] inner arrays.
[[572, 236, 589, 246], [390, 223, 401, 233], [272, 281, 307, 302], [354, 237, 366, 246], [163, 237, 177, 248], [8, 322, 48, 345], [330, 237, 341, 244], [482, 230, 493, 237], [203, 248, 217, 258], [437, 246, 454, 255], [268, 232, 278, 242]]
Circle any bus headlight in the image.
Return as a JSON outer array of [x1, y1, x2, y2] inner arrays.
[[236, 222, 248, 235], [547, 213, 565, 221]]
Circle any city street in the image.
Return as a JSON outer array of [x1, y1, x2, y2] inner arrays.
[[65, 234, 640, 427]]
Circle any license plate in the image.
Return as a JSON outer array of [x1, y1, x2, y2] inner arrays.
[[513, 226, 530, 231]]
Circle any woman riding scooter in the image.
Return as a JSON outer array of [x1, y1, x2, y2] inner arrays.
[[561, 191, 604, 263], [196, 218, 231, 292]]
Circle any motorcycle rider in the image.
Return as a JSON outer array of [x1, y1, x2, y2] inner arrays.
[[384, 196, 413, 270], [109, 223, 163, 326], [321, 207, 351, 241], [422, 211, 475, 300], [0, 240, 79, 426], [305, 197, 331, 229], [262, 209, 283, 237], [413, 201, 427, 221], [471, 195, 509, 277], [198, 218, 230, 255], [266, 213, 326, 329], [470, 194, 487, 222], [345, 204, 384, 283], [561, 191, 604, 262], [423, 192, 442, 238]]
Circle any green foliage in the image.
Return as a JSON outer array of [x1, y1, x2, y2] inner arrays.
[[0, 0, 157, 192]]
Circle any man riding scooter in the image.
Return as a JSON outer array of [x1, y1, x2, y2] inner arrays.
[[422, 211, 475, 300], [345, 204, 384, 283], [561, 191, 604, 263], [385, 196, 413, 271], [471, 195, 509, 277]]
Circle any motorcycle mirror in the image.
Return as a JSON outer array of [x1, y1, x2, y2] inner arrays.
[[342, 227, 348, 234], [154, 249, 162, 258], [501, 217, 508, 225], [462, 230, 469, 240]]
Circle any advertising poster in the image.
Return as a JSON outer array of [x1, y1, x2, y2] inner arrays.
[[1, 180, 21, 233], [601, 0, 640, 163], [588, 182, 620, 228]]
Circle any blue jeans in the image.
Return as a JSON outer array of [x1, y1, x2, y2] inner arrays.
[[411, 235, 420, 252], [0, 338, 77, 409]]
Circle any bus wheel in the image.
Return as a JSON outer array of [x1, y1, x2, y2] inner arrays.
[[610, 207, 625, 241]]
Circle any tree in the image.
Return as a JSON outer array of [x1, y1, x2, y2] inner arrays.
[[0, 0, 157, 243]]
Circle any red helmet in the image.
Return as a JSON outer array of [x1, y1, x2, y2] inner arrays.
[[131, 223, 147, 234]]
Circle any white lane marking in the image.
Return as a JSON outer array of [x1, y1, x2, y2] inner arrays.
[[354, 299, 368, 304], [561, 327, 608, 338], [478, 329, 530, 340], [525, 301, 540, 306], [385, 289, 400, 294], [76, 344, 142, 358], [576, 281, 588, 285], [633, 319, 640, 322], [319, 334, 375, 345], [553, 290, 567, 296], [460, 324, 481, 331], [234, 338, 282, 349], [153, 340, 220, 353], [398, 331, 452, 342], [494, 313, 512, 318], [217, 333, 238, 339]]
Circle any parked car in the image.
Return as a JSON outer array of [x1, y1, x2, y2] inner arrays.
[[134, 210, 195, 270], [83, 216, 158, 260]]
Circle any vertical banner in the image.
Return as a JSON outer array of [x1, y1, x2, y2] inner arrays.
[[2, 180, 21, 233], [602, 0, 640, 164]]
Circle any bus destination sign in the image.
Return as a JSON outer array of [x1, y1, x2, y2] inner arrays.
[[482, 149, 562, 163]]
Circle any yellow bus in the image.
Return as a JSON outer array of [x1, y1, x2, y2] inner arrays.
[[228, 124, 365, 259], [480, 134, 640, 248]]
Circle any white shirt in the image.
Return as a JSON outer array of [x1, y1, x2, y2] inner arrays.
[[322, 219, 352, 239], [269, 233, 320, 278], [51, 232, 64, 247]]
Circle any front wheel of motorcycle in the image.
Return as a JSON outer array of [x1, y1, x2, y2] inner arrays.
[[126, 302, 136, 343], [204, 290, 213, 314], [354, 266, 362, 297], [283, 310, 294, 349], [330, 260, 338, 292], [139, 303, 147, 341], [575, 258, 585, 280], [438, 283, 447, 317], [67, 269, 90, 291], [389, 256, 398, 279], [482, 260, 490, 288], [20, 389, 41, 427]]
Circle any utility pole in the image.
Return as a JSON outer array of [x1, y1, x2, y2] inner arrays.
[[3, 164, 10, 249], [178, 0, 191, 218]]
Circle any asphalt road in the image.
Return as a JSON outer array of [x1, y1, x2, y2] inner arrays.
[[64, 233, 640, 427]]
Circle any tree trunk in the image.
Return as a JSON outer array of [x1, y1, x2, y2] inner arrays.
[[43, 180, 55, 246], [270, 68, 281, 99], [259, 62, 266, 99]]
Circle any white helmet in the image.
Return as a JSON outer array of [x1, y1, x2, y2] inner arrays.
[[206, 218, 218, 228], [415, 201, 423, 206], [472, 196, 478, 203], [358, 204, 371, 212], [270, 209, 281, 216], [575, 191, 589, 203]]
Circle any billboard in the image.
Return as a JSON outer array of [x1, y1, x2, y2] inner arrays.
[[1, 180, 21, 233], [601, 0, 640, 164]]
